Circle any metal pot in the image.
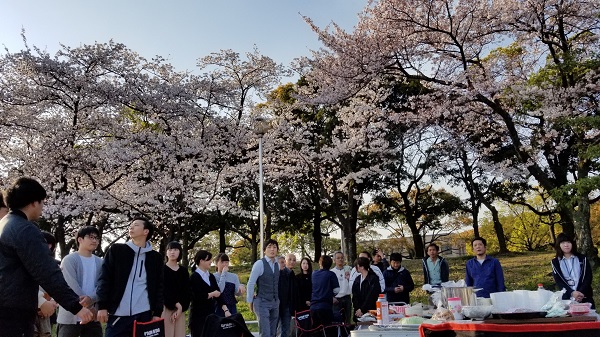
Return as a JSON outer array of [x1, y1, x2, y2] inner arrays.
[[441, 287, 479, 307]]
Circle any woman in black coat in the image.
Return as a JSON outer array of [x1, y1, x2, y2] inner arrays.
[[551, 233, 595, 308], [162, 241, 190, 337], [295, 257, 313, 312], [189, 250, 228, 337], [351, 257, 381, 323]]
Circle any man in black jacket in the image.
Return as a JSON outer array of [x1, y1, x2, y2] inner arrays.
[[96, 217, 164, 337], [0, 177, 93, 337]]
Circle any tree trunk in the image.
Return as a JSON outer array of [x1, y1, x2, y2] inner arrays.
[[182, 228, 190, 267], [484, 202, 509, 253], [573, 162, 600, 267], [313, 208, 322, 262], [219, 224, 226, 253], [342, 183, 361, 264], [472, 202, 480, 238], [55, 216, 68, 260], [408, 220, 425, 258]]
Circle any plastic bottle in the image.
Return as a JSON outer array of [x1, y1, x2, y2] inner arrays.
[[376, 294, 389, 324], [537, 283, 544, 290]]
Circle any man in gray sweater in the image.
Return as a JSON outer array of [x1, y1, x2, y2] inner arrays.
[[57, 226, 104, 337]]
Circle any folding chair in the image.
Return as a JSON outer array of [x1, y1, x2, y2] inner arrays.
[[324, 308, 349, 337], [294, 310, 325, 337]]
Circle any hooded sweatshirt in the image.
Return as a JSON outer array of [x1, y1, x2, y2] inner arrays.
[[114, 241, 152, 316], [97, 241, 164, 317]]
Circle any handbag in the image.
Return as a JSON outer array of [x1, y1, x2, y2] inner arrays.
[[133, 318, 165, 337]]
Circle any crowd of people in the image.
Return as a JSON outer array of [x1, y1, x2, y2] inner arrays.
[[0, 176, 595, 337]]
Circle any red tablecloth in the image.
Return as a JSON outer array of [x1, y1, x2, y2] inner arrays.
[[419, 321, 600, 337]]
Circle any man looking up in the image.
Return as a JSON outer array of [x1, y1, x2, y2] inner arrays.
[[96, 217, 164, 337], [247, 239, 280, 337], [0, 177, 93, 337], [57, 226, 104, 337], [465, 237, 506, 298]]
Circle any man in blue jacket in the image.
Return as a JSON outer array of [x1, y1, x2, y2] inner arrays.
[[0, 177, 93, 337], [465, 237, 506, 298]]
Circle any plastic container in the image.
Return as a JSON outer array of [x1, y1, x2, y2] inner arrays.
[[447, 297, 463, 320], [569, 302, 592, 316], [376, 294, 389, 324]]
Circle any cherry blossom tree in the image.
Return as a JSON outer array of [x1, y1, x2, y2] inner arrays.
[[303, 0, 600, 263]]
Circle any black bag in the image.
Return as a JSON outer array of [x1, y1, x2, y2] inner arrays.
[[133, 318, 165, 337], [201, 313, 253, 337]]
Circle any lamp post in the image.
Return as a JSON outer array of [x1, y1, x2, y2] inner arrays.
[[255, 117, 269, 258]]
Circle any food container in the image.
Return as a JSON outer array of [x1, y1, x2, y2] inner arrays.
[[447, 297, 463, 320], [441, 287, 478, 307], [569, 302, 592, 315], [476, 297, 492, 306], [461, 305, 493, 319], [490, 292, 516, 312], [404, 303, 423, 316], [389, 302, 409, 316]]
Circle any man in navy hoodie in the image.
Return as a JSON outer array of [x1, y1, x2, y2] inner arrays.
[[96, 217, 164, 337]]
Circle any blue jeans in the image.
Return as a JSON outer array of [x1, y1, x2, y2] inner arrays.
[[254, 297, 279, 337], [105, 311, 152, 337]]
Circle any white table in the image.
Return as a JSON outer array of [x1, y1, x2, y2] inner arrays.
[[350, 328, 420, 337]]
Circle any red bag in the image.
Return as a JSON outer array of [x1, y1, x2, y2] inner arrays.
[[133, 318, 165, 337]]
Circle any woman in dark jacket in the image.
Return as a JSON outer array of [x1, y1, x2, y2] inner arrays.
[[383, 253, 414, 304], [295, 257, 313, 312], [551, 233, 595, 308], [351, 257, 380, 323], [189, 250, 228, 337], [162, 241, 190, 337]]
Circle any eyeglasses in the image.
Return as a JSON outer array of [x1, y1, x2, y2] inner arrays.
[[86, 235, 100, 241]]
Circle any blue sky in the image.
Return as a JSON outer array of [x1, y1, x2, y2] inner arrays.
[[0, 0, 365, 74]]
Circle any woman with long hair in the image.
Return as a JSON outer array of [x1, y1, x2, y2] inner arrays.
[[295, 257, 313, 312], [551, 233, 595, 308], [162, 241, 190, 337], [351, 257, 380, 323], [213, 253, 245, 316], [189, 250, 228, 337]]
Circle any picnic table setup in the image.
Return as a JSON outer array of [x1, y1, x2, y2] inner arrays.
[[350, 286, 599, 337]]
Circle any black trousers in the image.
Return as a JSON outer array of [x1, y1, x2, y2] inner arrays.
[[0, 315, 36, 337]]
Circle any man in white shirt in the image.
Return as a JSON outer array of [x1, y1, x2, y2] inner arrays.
[[57, 226, 103, 337], [330, 251, 352, 324]]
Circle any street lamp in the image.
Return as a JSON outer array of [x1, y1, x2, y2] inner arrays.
[[254, 117, 269, 258]]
